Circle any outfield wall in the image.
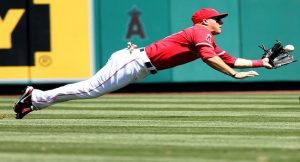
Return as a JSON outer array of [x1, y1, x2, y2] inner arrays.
[[0, 0, 299, 84]]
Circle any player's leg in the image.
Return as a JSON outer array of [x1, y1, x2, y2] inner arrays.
[[31, 49, 150, 109], [13, 48, 153, 119]]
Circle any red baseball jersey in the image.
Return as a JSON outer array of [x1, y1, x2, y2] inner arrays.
[[145, 25, 237, 70]]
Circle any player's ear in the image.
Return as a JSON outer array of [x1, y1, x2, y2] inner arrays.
[[201, 19, 209, 25]]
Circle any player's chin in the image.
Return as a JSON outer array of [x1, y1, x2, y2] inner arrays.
[[212, 30, 222, 35]]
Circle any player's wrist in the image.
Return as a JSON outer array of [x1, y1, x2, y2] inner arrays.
[[231, 72, 238, 78], [251, 60, 264, 67]]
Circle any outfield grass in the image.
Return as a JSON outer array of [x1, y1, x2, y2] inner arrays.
[[0, 93, 300, 162]]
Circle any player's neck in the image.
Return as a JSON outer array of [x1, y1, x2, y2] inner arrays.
[[195, 24, 217, 35]]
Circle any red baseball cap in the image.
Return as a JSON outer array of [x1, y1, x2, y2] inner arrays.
[[191, 8, 228, 24]]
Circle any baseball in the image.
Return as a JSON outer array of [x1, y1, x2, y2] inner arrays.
[[283, 44, 295, 52]]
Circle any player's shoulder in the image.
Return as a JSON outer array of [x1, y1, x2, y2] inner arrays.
[[184, 25, 214, 43], [182, 25, 213, 41]]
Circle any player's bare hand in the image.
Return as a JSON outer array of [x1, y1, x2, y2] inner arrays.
[[262, 58, 273, 69], [233, 71, 259, 79]]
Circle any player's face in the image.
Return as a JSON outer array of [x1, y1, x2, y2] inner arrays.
[[207, 17, 223, 35]]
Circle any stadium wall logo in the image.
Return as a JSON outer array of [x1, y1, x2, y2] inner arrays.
[[126, 6, 145, 39], [0, 0, 91, 81], [0, 0, 50, 66]]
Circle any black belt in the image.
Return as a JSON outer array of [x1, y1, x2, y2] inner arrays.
[[139, 48, 157, 74]]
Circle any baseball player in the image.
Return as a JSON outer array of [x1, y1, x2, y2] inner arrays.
[[14, 8, 272, 119]]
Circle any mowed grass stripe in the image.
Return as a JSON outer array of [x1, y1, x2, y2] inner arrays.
[[0, 93, 300, 162], [59, 97, 300, 104], [51, 102, 299, 108], [0, 152, 248, 162], [1, 125, 299, 136], [57, 103, 300, 110], [0, 137, 300, 162], [0, 133, 299, 149], [2, 119, 300, 128], [2, 94, 299, 108], [28, 109, 300, 117], [2, 112, 300, 122]]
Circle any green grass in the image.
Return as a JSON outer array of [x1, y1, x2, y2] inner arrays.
[[0, 93, 300, 162]]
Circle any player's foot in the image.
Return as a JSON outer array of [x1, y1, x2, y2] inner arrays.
[[15, 107, 33, 119], [14, 86, 34, 119]]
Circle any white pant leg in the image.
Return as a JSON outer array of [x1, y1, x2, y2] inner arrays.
[[31, 49, 150, 109]]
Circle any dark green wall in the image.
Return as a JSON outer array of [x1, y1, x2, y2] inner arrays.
[[93, 0, 300, 83]]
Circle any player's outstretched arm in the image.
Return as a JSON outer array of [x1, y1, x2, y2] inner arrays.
[[234, 58, 272, 68], [205, 56, 259, 79]]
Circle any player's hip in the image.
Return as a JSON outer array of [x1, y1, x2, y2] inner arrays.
[[110, 48, 157, 75]]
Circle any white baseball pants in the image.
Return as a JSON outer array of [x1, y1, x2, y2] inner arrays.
[[31, 48, 156, 109]]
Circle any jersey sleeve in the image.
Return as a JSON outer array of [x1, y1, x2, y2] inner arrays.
[[197, 46, 216, 61], [192, 29, 217, 60]]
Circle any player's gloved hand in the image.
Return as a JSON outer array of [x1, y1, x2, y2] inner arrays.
[[260, 40, 296, 69], [233, 71, 259, 79], [127, 42, 137, 53], [262, 58, 273, 69]]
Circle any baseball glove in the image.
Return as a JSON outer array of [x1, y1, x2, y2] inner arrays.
[[259, 40, 296, 68]]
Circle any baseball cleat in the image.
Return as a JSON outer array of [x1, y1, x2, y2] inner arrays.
[[14, 86, 34, 119], [15, 107, 33, 119]]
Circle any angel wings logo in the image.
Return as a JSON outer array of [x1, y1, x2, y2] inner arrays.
[[205, 34, 212, 43], [126, 6, 146, 40]]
